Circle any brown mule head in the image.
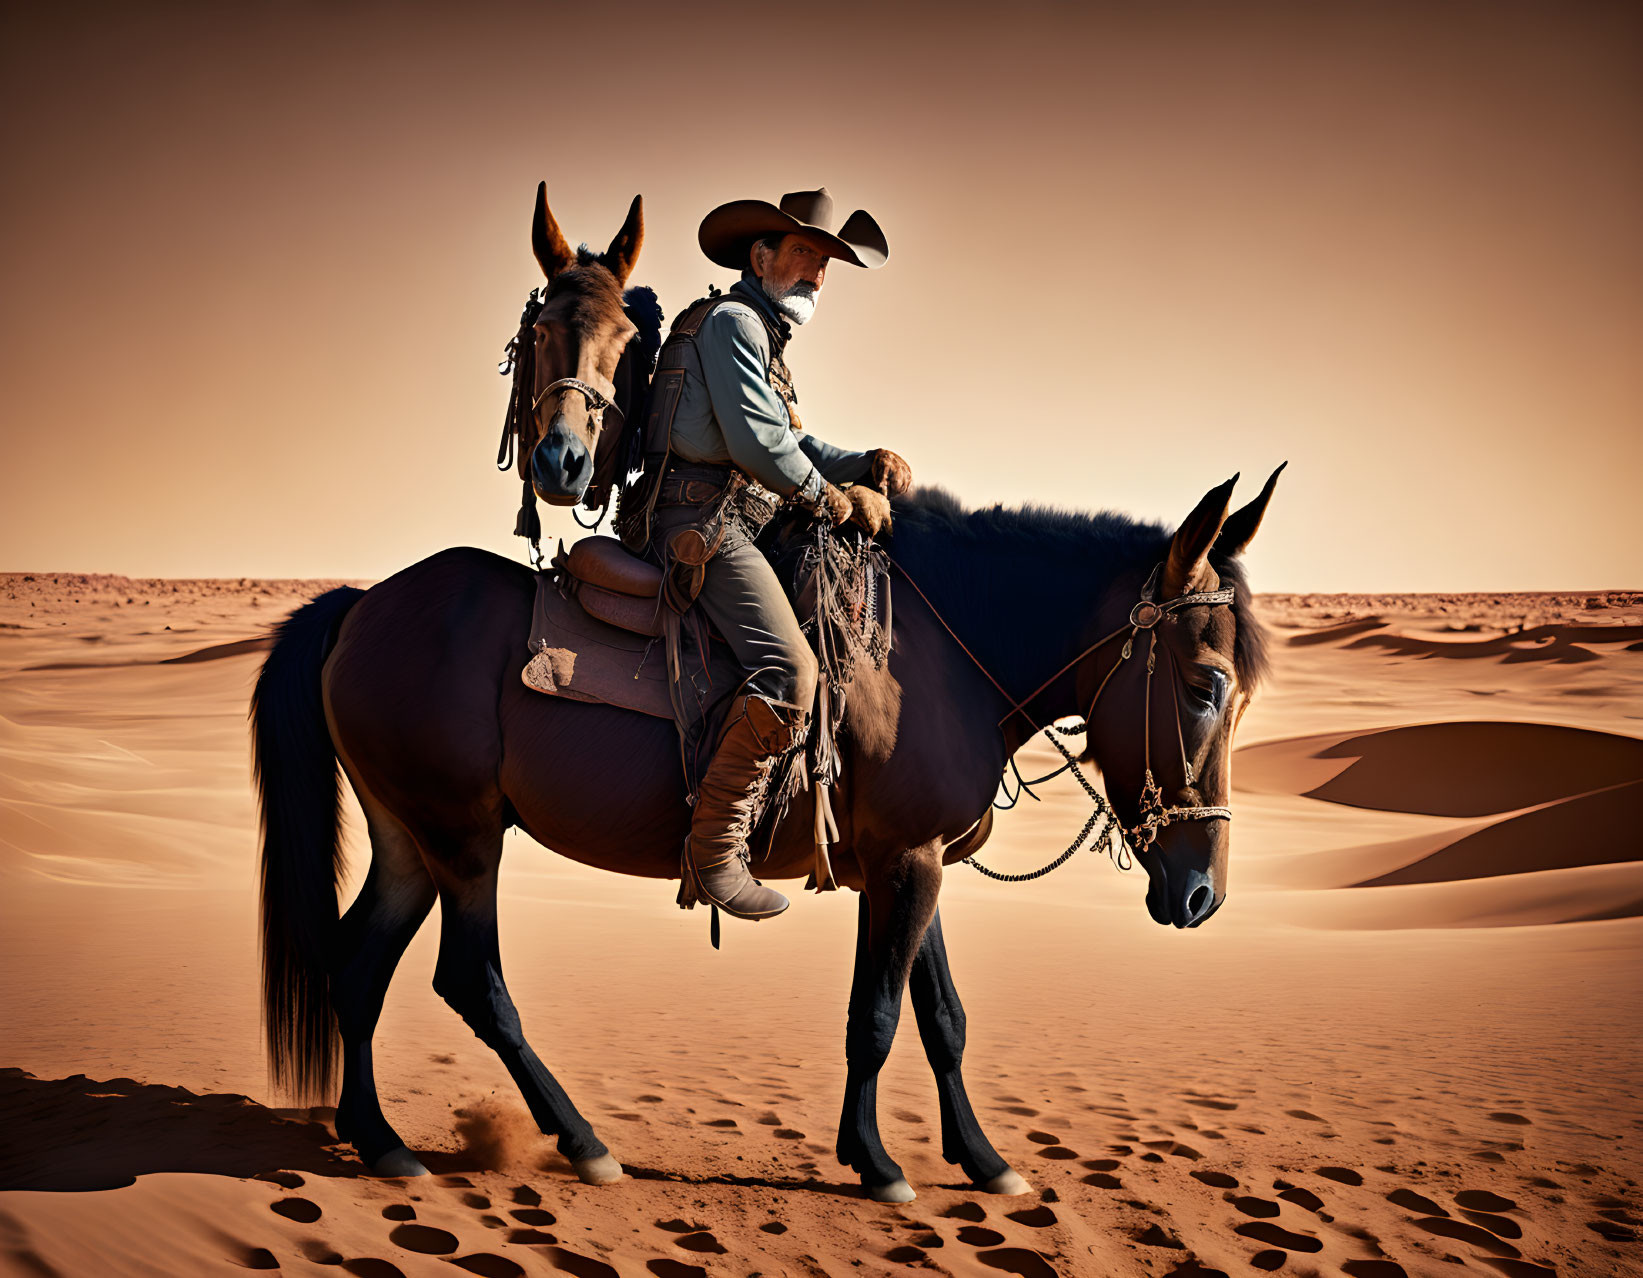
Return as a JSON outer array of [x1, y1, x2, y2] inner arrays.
[[1084, 466, 1284, 929], [526, 182, 644, 506]]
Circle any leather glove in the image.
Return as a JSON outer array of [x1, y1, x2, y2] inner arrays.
[[820, 483, 854, 526], [870, 448, 913, 498], [846, 485, 893, 537]]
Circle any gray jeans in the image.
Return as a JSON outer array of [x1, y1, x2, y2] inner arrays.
[[650, 501, 817, 709]]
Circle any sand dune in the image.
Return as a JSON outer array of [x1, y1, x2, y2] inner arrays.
[[2, 577, 1641, 1275]]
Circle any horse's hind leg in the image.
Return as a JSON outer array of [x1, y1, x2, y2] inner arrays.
[[331, 794, 437, 1175], [909, 909, 1029, 1195], [837, 843, 941, 1203], [424, 838, 620, 1185]]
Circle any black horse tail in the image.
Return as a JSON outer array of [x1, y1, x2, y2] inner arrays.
[[250, 586, 364, 1102]]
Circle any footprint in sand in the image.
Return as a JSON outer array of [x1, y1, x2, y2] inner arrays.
[[299, 1240, 345, 1264], [478, 1216, 507, 1230], [1005, 1206, 1057, 1228], [943, 1202, 987, 1223], [886, 1244, 930, 1263], [1456, 1190, 1517, 1213], [507, 1229, 559, 1246], [388, 1223, 459, 1255], [270, 1197, 321, 1223], [1316, 1166, 1362, 1186], [702, 1117, 738, 1128], [674, 1232, 727, 1255], [1413, 1217, 1520, 1258], [449, 1257, 524, 1278], [1286, 1109, 1325, 1122], [636, 1094, 664, 1104], [957, 1225, 1006, 1246], [1461, 1209, 1523, 1238], [1481, 1262, 1557, 1278], [1142, 1140, 1202, 1161], [460, 1191, 491, 1209], [339, 1259, 407, 1278], [1191, 1170, 1238, 1189], [1341, 1262, 1409, 1278], [647, 1261, 708, 1278], [1277, 1187, 1323, 1213], [255, 1171, 304, 1189], [1488, 1111, 1532, 1125], [543, 1247, 619, 1278], [1387, 1187, 1447, 1217], [773, 1127, 806, 1140], [976, 1247, 1057, 1278], [1082, 1173, 1122, 1188], [511, 1207, 557, 1225], [759, 1222, 787, 1235], [1230, 1196, 1279, 1219], [510, 1185, 541, 1206], [1250, 1253, 1285, 1273], [380, 1204, 415, 1221], [228, 1245, 279, 1270], [1232, 1222, 1322, 1253]]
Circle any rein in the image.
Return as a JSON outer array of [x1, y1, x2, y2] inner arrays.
[[885, 554, 1236, 877]]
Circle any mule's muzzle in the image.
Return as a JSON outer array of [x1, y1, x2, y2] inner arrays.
[[1142, 859, 1223, 929], [531, 418, 592, 506]]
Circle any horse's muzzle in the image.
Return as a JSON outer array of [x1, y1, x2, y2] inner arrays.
[[530, 420, 592, 506]]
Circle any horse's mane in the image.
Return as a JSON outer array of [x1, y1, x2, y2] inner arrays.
[[622, 284, 664, 374], [888, 485, 1269, 694]]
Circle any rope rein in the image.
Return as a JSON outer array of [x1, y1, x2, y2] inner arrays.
[[884, 555, 1236, 884]]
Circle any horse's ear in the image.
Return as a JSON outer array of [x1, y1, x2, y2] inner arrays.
[[1212, 462, 1286, 560], [600, 194, 643, 287], [532, 181, 576, 280], [1162, 474, 1238, 598]]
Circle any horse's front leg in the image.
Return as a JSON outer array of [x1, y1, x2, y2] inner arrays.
[[909, 908, 1031, 1195], [837, 841, 941, 1203]]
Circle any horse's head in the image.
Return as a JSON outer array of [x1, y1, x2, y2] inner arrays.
[[520, 182, 644, 506], [1082, 466, 1283, 929]]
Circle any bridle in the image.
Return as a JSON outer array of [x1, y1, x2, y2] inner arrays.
[[887, 556, 1237, 855], [495, 284, 633, 559]]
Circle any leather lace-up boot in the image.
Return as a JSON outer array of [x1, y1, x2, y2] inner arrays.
[[684, 693, 808, 920]]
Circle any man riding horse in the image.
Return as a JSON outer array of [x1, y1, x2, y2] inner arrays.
[[638, 188, 913, 923]]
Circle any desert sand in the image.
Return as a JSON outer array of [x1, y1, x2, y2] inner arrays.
[[1, 572, 1640, 1277]]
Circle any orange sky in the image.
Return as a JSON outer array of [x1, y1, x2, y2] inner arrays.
[[2, 1, 1639, 591]]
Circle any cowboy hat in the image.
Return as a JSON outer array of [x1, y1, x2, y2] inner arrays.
[[698, 187, 889, 271]]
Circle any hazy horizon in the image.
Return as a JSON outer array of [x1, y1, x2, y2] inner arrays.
[[3, 1, 1639, 592]]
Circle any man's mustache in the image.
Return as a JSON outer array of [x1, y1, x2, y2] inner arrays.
[[784, 280, 820, 299]]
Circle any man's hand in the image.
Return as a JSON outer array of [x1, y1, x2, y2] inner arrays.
[[820, 483, 854, 526], [870, 448, 913, 498], [846, 485, 893, 537]]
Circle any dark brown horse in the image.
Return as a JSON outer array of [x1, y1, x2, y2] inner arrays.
[[252, 187, 1284, 1203]]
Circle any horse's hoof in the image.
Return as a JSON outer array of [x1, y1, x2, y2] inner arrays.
[[977, 1168, 1031, 1196], [866, 1178, 917, 1204], [571, 1152, 624, 1185], [369, 1146, 429, 1178]]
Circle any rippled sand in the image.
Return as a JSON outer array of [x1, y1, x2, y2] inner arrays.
[[2, 574, 1640, 1276]]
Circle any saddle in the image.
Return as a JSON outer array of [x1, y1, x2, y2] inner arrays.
[[522, 517, 894, 885]]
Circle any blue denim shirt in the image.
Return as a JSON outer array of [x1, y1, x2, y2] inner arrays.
[[665, 271, 873, 501]]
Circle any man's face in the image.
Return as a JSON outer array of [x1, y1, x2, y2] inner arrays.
[[753, 233, 829, 325]]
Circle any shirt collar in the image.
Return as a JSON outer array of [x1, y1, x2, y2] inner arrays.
[[730, 271, 793, 348]]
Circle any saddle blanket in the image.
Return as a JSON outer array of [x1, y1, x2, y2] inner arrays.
[[523, 574, 739, 722]]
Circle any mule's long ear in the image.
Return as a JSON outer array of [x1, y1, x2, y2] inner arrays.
[[600, 194, 643, 287], [532, 181, 577, 280], [1162, 474, 1239, 598], [1213, 461, 1287, 560]]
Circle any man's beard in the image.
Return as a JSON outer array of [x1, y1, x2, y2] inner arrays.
[[763, 277, 819, 326]]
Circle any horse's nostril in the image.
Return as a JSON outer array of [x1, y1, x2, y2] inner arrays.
[[564, 448, 586, 480], [1187, 883, 1212, 919]]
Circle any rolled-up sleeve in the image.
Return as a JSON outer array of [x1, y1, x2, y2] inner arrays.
[[699, 305, 821, 499]]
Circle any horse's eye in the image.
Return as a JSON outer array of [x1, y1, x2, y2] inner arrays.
[[1188, 669, 1227, 711]]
